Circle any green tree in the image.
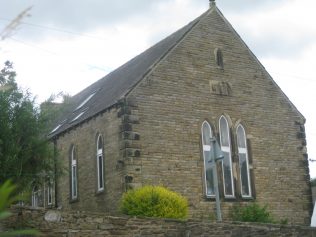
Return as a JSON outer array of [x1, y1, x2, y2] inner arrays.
[[0, 180, 39, 236], [0, 61, 54, 189], [40, 91, 71, 135]]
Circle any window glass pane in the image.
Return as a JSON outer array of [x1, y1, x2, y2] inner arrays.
[[201, 121, 215, 197], [204, 150, 215, 196], [72, 166, 77, 197], [202, 123, 211, 145], [98, 155, 104, 189], [223, 151, 233, 196], [72, 147, 76, 161], [98, 136, 102, 150], [219, 116, 234, 197], [237, 124, 251, 197], [237, 126, 246, 148], [239, 153, 250, 196], [47, 182, 53, 205], [220, 117, 229, 146]]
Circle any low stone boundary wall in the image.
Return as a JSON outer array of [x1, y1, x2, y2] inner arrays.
[[4, 207, 316, 237]]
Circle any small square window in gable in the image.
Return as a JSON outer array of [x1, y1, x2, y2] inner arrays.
[[209, 80, 232, 96]]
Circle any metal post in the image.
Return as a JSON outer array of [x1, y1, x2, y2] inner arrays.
[[210, 137, 223, 222]]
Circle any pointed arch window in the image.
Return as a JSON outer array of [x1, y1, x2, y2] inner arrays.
[[47, 180, 53, 206], [96, 135, 104, 192], [219, 116, 234, 197], [32, 185, 40, 207], [201, 121, 215, 197], [236, 124, 252, 198], [214, 48, 224, 69], [70, 146, 78, 200]]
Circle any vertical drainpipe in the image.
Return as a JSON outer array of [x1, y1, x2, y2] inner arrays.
[[53, 138, 58, 208]]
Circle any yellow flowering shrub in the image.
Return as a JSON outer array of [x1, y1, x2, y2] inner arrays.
[[121, 185, 188, 219]]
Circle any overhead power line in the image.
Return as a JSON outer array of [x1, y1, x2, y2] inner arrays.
[[8, 36, 110, 73], [0, 17, 109, 42]]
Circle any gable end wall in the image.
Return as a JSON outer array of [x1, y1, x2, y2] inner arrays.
[[126, 8, 311, 224]]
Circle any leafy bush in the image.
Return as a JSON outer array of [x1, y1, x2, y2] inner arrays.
[[121, 185, 188, 219], [231, 202, 274, 223]]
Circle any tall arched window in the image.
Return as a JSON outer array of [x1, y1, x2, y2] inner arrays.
[[47, 180, 53, 206], [96, 135, 104, 192], [219, 116, 234, 197], [70, 146, 78, 199], [236, 124, 251, 197], [214, 48, 224, 69], [32, 185, 40, 207], [201, 121, 215, 197]]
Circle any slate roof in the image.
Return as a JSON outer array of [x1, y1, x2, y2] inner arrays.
[[48, 4, 304, 139], [48, 10, 206, 138]]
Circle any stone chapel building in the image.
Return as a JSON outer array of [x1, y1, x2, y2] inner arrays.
[[45, 1, 311, 224]]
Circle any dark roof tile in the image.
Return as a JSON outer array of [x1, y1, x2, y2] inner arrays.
[[49, 11, 205, 138]]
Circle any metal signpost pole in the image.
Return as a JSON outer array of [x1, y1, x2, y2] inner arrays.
[[210, 137, 224, 222]]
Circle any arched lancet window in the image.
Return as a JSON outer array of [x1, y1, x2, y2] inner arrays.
[[201, 121, 215, 197], [214, 48, 224, 69], [47, 180, 53, 205], [236, 124, 251, 197], [219, 116, 234, 197], [32, 185, 40, 207], [70, 146, 78, 199], [97, 135, 104, 192]]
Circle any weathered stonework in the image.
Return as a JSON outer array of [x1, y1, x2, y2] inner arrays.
[[54, 107, 123, 214], [49, 4, 312, 225], [124, 8, 311, 224], [5, 207, 316, 237]]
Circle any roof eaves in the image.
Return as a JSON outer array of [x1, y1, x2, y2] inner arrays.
[[48, 101, 119, 140]]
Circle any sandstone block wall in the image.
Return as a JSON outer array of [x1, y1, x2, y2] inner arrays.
[[52, 6, 311, 225], [4, 208, 316, 237], [125, 8, 311, 224], [55, 107, 123, 214]]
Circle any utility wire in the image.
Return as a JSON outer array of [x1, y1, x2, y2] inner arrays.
[[7, 36, 110, 73], [0, 17, 110, 42]]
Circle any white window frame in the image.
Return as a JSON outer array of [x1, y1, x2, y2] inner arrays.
[[32, 185, 40, 207], [236, 124, 252, 198], [219, 115, 235, 198], [96, 135, 104, 192], [71, 111, 86, 123], [75, 91, 97, 111], [201, 121, 215, 198], [71, 146, 78, 199]]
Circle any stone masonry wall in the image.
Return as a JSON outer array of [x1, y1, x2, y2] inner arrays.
[[4, 207, 316, 237], [126, 7, 311, 224], [55, 106, 123, 214]]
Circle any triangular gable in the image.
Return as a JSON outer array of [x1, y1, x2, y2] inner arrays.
[[213, 6, 304, 120]]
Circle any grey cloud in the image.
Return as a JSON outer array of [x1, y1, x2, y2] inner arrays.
[[217, 0, 288, 13], [1, 0, 286, 35], [31, 1, 157, 29], [0, 0, 171, 39], [1, 0, 301, 60], [246, 35, 315, 59]]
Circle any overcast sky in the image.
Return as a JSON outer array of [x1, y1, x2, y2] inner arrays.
[[1, 0, 316, 177]]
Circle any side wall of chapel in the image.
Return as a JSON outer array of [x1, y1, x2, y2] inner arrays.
[[55, 107, 123, 214]]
